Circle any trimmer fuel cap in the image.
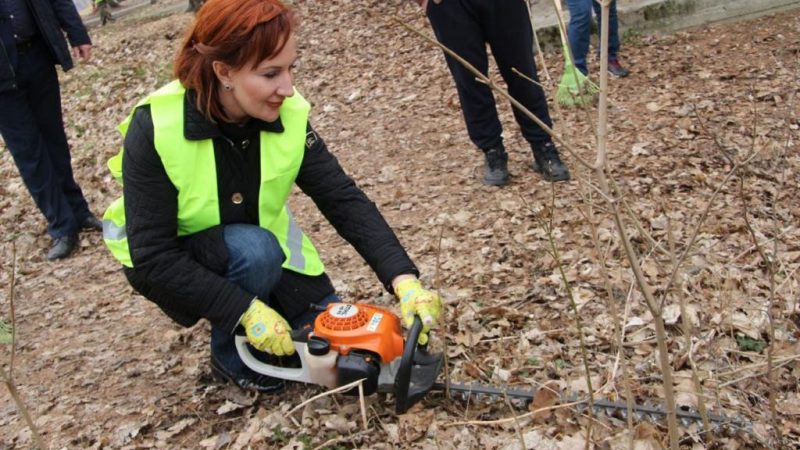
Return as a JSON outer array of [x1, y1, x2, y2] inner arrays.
[[307, 335, 331, 356]]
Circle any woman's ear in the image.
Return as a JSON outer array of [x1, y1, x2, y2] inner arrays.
[[212, 61, 232, 87]]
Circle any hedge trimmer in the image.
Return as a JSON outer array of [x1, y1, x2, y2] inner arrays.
[[235, 303, 750, 432]]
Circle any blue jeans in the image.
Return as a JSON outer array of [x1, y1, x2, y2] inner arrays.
[[210, 224, 337, 378], [0, 39, 92, 238], [566, 0, 621, 75]]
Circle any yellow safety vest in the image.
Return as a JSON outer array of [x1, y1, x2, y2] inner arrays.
[[102, 80, 324, 276]]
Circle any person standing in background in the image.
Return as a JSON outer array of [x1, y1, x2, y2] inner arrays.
[[416, 0, 570, 186], [95, 0, 115, 26], [566, 0, 630, 77], [0, 0, 103, 260]]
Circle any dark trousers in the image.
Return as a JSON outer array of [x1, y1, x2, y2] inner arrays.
[[427, 0, 553, 151], [0, 39, 91, 238]]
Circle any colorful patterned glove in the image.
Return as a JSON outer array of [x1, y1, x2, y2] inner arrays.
[[240, 299, 294, 356], [394, 278, 442, 345]]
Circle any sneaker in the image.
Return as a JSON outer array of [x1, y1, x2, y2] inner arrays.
[[531, 142, 570, 182], [483, 147, 509, 186], [210, 354, 285, 394], [607, 59, 630, 78]]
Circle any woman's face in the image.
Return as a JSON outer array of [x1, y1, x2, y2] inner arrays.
[[217, 34, 298, 123]]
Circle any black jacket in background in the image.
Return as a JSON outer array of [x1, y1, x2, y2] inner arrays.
[[121, 92, 418, 333], [0, 0, 91, 92]]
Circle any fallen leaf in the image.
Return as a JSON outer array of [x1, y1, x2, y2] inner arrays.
[[531, 381, 560, 422], [217, 400, 246, 415], [663, 304, 681, 325], [398, 406, 435, 443]]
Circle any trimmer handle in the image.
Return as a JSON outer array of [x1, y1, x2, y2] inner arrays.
[[394, 316, 423, 414], [233, 328, 313, 383]]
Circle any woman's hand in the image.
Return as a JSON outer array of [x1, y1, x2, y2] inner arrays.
[[240, 299, 295, 355], [393, 276, 442, 345]]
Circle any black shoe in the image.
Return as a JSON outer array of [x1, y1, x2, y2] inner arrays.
[[210, 355, 285, 394], [81, 215, 103, 232], [483, 147, 509, 186], [531, 142, 571, 182], [608, 59, 630, 78], [47, 234, 78, 261]]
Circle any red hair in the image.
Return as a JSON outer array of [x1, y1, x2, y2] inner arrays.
[[173, 0, 297, 122]]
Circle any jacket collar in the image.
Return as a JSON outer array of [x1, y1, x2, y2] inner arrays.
[[182, 90, 284, 141]]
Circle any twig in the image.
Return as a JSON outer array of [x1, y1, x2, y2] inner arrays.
[[357, 381, 368, 431], [512, 67, 548, 91], [729, 226, 794, 265], [717, 354, 800, 378], [718, 357, 798, 389], [591, 3, 679, 448], [533, 185, 595, 448], [667, 218, 713, 439], [312, 429, 372, 450], [775, 263, 800, 307], [368, 405, 398, 450], [1, 243, 48, 450], [737, 91, 783, 447], [658, 148, 764, 311], [478, 328, 567, 344], [503, 389, 527, 450], [433, 223, 450, 401], [287, 378, 366, 416], [610, 177, 671, 258], [579, 184, 636, 449]]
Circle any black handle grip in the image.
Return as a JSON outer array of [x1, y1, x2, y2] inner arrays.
[[394, 316, 423, 414]]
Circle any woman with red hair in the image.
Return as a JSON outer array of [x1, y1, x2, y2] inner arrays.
[[103, 0, 441, 392]]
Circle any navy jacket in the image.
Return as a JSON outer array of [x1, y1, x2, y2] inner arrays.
[[0, 0, 90, 92]]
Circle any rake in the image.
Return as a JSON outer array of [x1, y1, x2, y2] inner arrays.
[[552, 0, 599, 106]]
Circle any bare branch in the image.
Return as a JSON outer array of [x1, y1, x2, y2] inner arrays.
[[2, 243, 48, 449]]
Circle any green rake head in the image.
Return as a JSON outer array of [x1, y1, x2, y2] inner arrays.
[[556, 62, 599, 107]]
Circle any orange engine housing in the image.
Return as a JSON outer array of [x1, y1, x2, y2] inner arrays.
[[312, 303, 405, 364]]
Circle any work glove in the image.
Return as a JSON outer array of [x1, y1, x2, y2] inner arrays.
[[239, 299, 295, 356], [394, 278, 442, 345]]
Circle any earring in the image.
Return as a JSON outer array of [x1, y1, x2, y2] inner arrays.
[[224, 84, 231, 91]]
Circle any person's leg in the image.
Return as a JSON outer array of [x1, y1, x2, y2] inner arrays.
[[209, 224, 286, 384], [27, 43, 94, 224], [485, 0, 569, 182], [566, 0, 593, 75], [428, 0, 511, 185], [100, 4, 115, 25], [592, 0, 621, 60], [0, 45, 80, 240], [426, 0, 503, 151], [593, 0, 628, 76], [484, 0, 553, 146]]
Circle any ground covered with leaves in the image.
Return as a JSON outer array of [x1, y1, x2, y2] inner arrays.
[[1, 1, 799, 448]]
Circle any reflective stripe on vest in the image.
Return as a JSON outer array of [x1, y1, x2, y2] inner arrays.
[[102, 80, 324, 276]]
